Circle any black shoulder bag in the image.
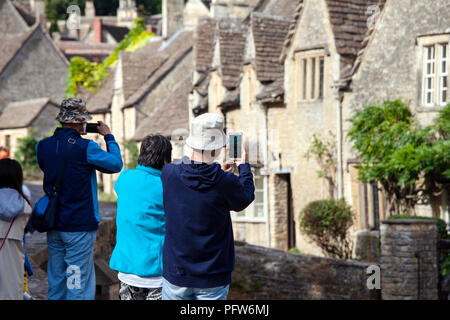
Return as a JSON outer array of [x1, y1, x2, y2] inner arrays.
[[26, 137, 77, 233]]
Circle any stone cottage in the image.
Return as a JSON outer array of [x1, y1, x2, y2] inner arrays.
[[0, 0, 68, 154], [0, 98, 59, 158], [339, 0, 450, 225]]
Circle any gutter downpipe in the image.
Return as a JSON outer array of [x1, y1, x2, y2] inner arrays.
[[334, 85, 344, 199], [263, 103, 271, 248]]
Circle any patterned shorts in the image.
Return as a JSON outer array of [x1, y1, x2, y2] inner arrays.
[[119, 282, 162, 300]]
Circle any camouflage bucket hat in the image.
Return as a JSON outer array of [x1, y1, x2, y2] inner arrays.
[[55, 98, 93, 123]]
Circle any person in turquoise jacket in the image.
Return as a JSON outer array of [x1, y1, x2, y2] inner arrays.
[[109, 135, 172, 300]]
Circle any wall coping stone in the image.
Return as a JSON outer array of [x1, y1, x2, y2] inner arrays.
[[381, 219, 437, 225]]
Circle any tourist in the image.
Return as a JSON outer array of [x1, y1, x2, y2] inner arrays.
[[36, 98, 123, 300], [110, 135, 172, 300], [0, 159, 32, 300], [161, 113, 255, 300]]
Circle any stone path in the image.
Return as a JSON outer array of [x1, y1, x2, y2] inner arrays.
[[24, 182, 117, 300]]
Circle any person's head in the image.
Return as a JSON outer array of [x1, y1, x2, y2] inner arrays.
[[191, 148, 222, 163], [185, 113, 227, 162], [0, 158, 29, 204], [55, 98, 92, 134], [138, 135, 172, 170]]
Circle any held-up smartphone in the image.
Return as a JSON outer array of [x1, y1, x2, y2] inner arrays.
[[85, 123, 100, 134], [228, 132, 243, 160]]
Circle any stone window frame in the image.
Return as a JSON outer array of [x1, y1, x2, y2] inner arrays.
[[294, 48, 326, 103], [348, 161, 386, 231], [417, 33, 450, 112], [232, 167, 267, 223]]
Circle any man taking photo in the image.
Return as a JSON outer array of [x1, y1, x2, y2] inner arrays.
[[36, 98, 123, 300]]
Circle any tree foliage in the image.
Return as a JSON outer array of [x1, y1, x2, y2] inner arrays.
[[15, 129, 40, 178], [66, 18, 154, 97], [300, 199, 354, 259], [347, 100, 450, 215]]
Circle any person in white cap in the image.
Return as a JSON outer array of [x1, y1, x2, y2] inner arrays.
[[161, 113, 255, 300]]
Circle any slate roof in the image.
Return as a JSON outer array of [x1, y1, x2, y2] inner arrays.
[[219, 87, 240, 110], [250, 13, 293, 83], [218, 20, 247, 89], [0, 26, 38, 76], [11, 0, 36, 26], [124, 30, 194, 108], [121, 39, 167, 102], [337, 0, 387, 89], [256, 77, 284, 103], [0, 98, 57, 129], [252, 0, 301, 19], [102, 24, 130, 43], [133, 75, 191, 140], [195, 17, 217, 72], [86, 73, 115, 114], [0, 0, 30, 35]]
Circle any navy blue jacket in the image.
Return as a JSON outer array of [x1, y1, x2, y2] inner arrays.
[[161, 157, 255, 288], [36, 127, 123, 232]]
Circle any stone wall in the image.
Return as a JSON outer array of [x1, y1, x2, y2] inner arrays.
[[229, 241, 380, 300], [268, 173, 289, 251], [380, 219, 439, 300]]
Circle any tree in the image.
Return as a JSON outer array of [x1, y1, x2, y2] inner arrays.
[[347, 100, 450, 215], [15, 129, 40, 178]]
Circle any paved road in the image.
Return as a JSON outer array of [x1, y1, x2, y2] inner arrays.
[[24, 182, 117, 300]]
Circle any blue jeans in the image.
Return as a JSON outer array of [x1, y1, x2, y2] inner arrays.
[[47, 231, 96, 300], [162, 278, 229, 300]]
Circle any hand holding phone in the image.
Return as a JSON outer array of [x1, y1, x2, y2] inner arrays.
[[228, 132, 243, 160]]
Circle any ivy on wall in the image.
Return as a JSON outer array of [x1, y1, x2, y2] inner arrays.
[[65, 18, 154, 97]]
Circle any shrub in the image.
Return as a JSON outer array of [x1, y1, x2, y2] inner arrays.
[[123, 140, 139, 169], [300, 199, 354, 259], [15, 129, 40, 179]]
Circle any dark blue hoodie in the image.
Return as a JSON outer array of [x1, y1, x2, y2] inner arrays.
[[161, 157, 255, 288]]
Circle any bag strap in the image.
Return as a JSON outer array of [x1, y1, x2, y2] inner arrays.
[[0, 218, 15, 251], [53, 137, 77, 194]]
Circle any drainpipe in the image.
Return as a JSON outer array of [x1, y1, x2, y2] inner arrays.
[[263, 104, 271, 248], [334, 86, 343, 199]]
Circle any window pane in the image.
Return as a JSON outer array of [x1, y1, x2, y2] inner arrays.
[[319, 57, 324, 99], [254, 204, 264, 218], [439, 43, 448, 105], [255, 191, 264, 205], [423, 45, 436, 106], [311, 57, 316, 99], [302, 59, 307, 100], [255, 176, 263, 189]]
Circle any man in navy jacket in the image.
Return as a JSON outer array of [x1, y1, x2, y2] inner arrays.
[[161, 113, 255, 300], [36, 98, 123, 300]]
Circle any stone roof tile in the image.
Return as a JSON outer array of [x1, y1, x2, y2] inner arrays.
[[0, 98, 57, 129], [133, 74, 191, 140], [195, 17, 217, 72]]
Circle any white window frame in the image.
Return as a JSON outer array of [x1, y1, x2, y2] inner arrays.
[[418, 34, 449, 108], [231, 167, 267, 223]]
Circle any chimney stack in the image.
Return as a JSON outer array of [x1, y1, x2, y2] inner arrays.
[[31, 0, 45, 23], [93, 18, 102, 43], [85, 1, 96, 18], [162, 0, 184, 39]]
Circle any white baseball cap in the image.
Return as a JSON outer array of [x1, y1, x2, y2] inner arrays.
[[186, 113, 228, 151]]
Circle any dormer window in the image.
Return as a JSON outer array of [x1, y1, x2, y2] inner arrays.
[[295, 50, 325, 102]]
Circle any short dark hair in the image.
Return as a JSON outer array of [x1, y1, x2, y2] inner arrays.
[[138, 135, 172, 170]]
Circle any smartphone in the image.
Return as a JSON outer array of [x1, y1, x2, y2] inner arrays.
[[228, 132, 243, 160], [85, 123, 99, 134]]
